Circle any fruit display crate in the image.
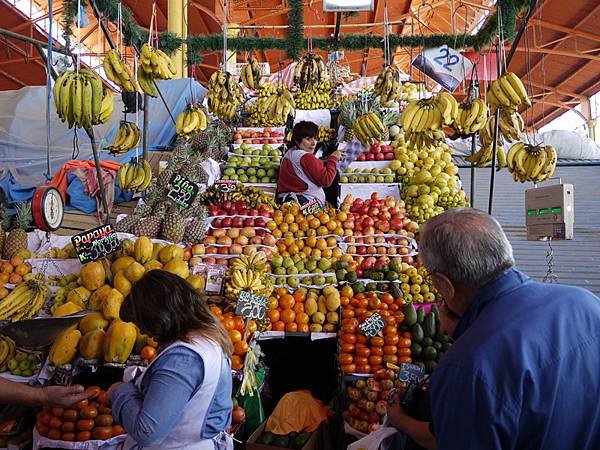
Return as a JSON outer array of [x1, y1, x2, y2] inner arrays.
[[257, 331, 337, 341], [340, 183, 402, 201]]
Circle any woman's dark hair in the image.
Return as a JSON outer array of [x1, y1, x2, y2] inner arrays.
[[291, 121, 319, 147], [121, 270, 233, 357]]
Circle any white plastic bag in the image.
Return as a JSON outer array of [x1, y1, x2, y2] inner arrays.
[[347, 426, 399, 450]]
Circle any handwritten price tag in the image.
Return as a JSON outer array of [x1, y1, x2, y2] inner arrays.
[[412, 46, 474, 92], [358, 312, 386, 337], [71, 224, 121, 264], [167, 174, 200, 209], [235, 291, 267, 320], [301, 199, 321, 216], [215, 180, 238, 193], [398, 363, 426, 385]]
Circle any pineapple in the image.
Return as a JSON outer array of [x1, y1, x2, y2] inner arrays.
[[156, 167, 174, 190], [3, 202, 31, 259], [161, 205, 187, 243], [183, 205, 208, 243], [114, 214, 140, 234], [0, 208, 10, 257], [133, 216, 162, 239]]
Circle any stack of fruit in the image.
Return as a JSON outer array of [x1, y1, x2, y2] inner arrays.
[[340, 168, 396, 184], [210, 306, 257, 370], [317, 126, 337, 142], [295, 80, 331, 110], [175, 105, 209, 139], [6, 350, 39, 378], [107, 122, 141, 156], [452, 98, 488, 136], [0, 255, 33, 289], [338, 291, 410, 374], [355, 141, 395, 161], [206, 71, 246, 120], [269, 253, 341, 289], [223, 143, 281, 184], [342, 370, 402, 433], [232, 127, 285, 145], [245, 84, 296, 127], [35, 385, 126, 442]]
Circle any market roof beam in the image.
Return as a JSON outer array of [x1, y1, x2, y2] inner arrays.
[[511, 47, 600, 62], [0, 67, 26, 87], [529, 17, 600, 45], [522, 79, 585, 100]]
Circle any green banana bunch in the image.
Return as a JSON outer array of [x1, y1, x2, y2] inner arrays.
[[507, 142, 557, 183], [352, 112, 386, 146], [53, 69, 112, 129], [487, 72, 532, 111], [117, 159, 153, 192], [176, 106, 209, 138], [373, 66, 403, 106], [207, 70, 245, 120], [295, 80, 331, 110], [240, 56, 262, 90], [108, 121, 141, 156], [102, 49, 140, 92], [293, 53, 328, 90], [453, 98, 488, 135]]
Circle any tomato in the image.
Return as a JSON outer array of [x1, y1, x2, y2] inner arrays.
[[80, 406, 98, 420], [41, 412, 52, 426], [112, 425, 125, 436], [340, 363, 356, 374], [338, 354, 354, 365], [382, 354, 398, 365], [341, 324, 357, 334], [368, 355, 382, 366], [89, 401, 99, 409], [72, 399, 89, 410], [383, 345, 398, 355], [340, 343, 355, 354], [141, 346, 157, 361], [96, 391, 107, 406], [354, 356, 369, 366], [85, 386, 101, 398], [398, 356, 412, 364], [62, 432, 76, 441], [356, 334, 369, 345], [370, 336, 385, 347], [98, 405, 112, 415], [401, 331, 412, 339], [36, 423, 49, 437], [62, 421, 76, 432], [384, 316, 397, 326], [48, 417, 62, 429], [355, 364, 371, 374], [76, 431, 92, 441], [51, 407, 64, 417], [62, 409, 79, 422], [398, 338, 411, 348], [341, 334, 356, 344], [383, 325, 397, 335], [36, 411, 45, 422], [384, 334, 399, 345], [92, 426, 114, 440], [370, 347, 384, 357], [398, 347, 412, 356], [356, 347, 371, 358], [77, 419, 95, 431], [47, 428, 62, 440], [146, 337, 159, 348], [95, 414, 114, 427]]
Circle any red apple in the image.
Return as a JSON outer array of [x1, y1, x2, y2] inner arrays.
[[244, 218, 256, 227], [384, 152, 394, 160], [375, 153, 385, 161], [366, 153, 375, 161], [232, 217, 244, 228], [357, 153, 366, 161]]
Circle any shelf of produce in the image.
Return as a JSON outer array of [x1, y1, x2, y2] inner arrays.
[[339, 183, 401, 201], [257, 331, 336, 341]]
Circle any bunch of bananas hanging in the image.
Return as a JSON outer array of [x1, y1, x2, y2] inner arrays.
[[373, 66, 403, 106], [318, 126, 337, 142], [295, 80, 331, 110], [479, 115, 504, 148], [176, 106, 208, 138], [0, 280, 49, 322], [352, 112, 386, 145], [0, 336, 16, 372], [102, 49, 139, 92], [207, 71, 246, 120], [117, 159, 153, 193], [53, 69, 114, 129], [140, 43, 176, 80], [488, 72, 532, 111], [399, 81, 424, 102], [231, 252, 267, 272], [247, 84, 295, 126], [453, 99, 488, 135], [465, 143, 507, 170], [498, 109, 525, 141], [107, 122, 140, 156], [240, 56, 262, 90], [293, 53, 328, 90], [507, 142, 557, 183], [400, 93, 458, 148]]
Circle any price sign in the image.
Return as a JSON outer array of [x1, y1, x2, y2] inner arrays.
[[167, 174, 200, 209], [71, 224, 121, 264], [358, 312, 385, 337], [235, 291, 267, 320], [301, 199, 321, 216], [191, 263, 228, 294], [412, 46, 474, 92], [214, 180, 238, 193], [398, 363, 426, 385]]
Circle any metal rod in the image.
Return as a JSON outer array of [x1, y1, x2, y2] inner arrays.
[[34, 43, 58, 80], [89, 0, 117, 50], [0, 27, 69, 55], [334, 12, 342, 41], [85, 128, 111, 225], [142, 94, 149, 162], [44, 0, 53, 183], [470, 134, 476, 206]]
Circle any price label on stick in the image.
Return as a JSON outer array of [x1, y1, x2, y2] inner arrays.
[[167, 174, 200, 209], [301, 199, 321, 216], [412, 46, 474, 92], [214, 180, 238, 193], [398, 363, 426, 385], [358, 312, 386, 337], [235, 291, 267, 320], [71, 224, 121, 264]]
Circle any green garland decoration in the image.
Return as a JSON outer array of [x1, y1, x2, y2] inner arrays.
[[61, 0, 529, 69]]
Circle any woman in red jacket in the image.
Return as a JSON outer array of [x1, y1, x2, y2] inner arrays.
[[277, 121, 341, 208]]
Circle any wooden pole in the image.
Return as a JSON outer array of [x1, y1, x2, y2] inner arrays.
[[86, 128, 111, 225]]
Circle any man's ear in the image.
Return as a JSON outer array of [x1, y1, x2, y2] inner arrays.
[[431, 272, 455, 304]]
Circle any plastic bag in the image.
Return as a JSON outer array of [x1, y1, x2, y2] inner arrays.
[[347, 427, 401, 450], [265, 390, 327, 435]]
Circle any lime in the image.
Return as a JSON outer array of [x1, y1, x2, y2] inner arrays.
[[15, 353, 26, 362]]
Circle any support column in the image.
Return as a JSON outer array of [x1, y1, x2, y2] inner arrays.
[[580, 97, 597, 142], [168, 0, 187, 78]]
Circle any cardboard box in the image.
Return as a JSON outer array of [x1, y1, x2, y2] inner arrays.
[[246, 420, 323, 450]]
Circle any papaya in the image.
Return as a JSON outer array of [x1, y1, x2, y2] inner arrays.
[[113, 271, 132, 296], [67, 287, 91, 309], [101, 289, 124, 321], [49, 329, 82, 366], [134, 236, 153, 264], [79, 329, 106, 360], [124, 262, 145, 283], [111, 256, 136, 275], [80, 261, 106, 291], [305, 297, 318, 316], [88, 285, 113, 310], [404, 303, 417, 326], [325, 293, 340, 312], [423, 312, 436, 338], [52, 302, 83, 318], [411, 323, 424, 343], [79, 312, 110, 334], [104, 320, 137, 363]]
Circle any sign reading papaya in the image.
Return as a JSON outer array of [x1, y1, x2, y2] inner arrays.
[[358, 312, 385, 337], [235, 291, 267, 320], [167, 174, 199, 209], [71, 224, 121, 264]]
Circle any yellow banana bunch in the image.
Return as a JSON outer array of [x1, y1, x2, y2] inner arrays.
[[108, 121, 141, 155], [373, 66, 403, 106], [295, 80, 331, 110], [0, 335, 16, 371], [400, 93, 458, 148], [498, 109, 525, 142], [240, 56, 262, 90], [353, 112, 387, 146], [507, 142, 557, 183], [478, 115, 504, 148], [53, 69, 112, 129], [247, 83, 296, 126], [117, 159, 153, 193], [465, 143, 507, 170], [487, 72, 532, 111], [453, 99, 488, 135], [0, 280, 49, 322], [137, 64, 159, 97], [318, 126, 337, 142], [140, 43, 176, 80], [293, 53, 328, 90], [207, 70, 245, 120], [230, 252, 267, 273], [229, 269, 265, 292], [102, 49, 140, 92], [175, 106, 209, 138]]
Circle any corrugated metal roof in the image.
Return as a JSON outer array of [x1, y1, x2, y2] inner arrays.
[[457, 165, 600, 295]]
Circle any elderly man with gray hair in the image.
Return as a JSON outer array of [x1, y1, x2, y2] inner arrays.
[[387, 208, 600, 450]]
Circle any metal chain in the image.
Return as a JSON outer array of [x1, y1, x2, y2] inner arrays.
[[542, 237, 559, 283]]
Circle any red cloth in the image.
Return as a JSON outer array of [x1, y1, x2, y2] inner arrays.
[[276, 151, 339, 195], [50, 160, 121, 201]]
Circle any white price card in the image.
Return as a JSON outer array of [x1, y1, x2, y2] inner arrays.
[[412, 46, 474, 92]]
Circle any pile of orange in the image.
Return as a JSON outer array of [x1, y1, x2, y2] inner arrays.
[[266, 287, 311, 333], [338, 291, 412, 374], [0, 256, 32, 294], [36, 385, 125, 442], [267, 203, 346, 241], [210, 306, 257, 370]]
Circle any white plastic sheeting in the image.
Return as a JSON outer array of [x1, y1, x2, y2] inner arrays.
[[0, 78, 207, 186]]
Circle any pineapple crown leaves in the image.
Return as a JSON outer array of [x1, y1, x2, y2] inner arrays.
[[0, 208, 11, 231], [12, 202, 32, 230]]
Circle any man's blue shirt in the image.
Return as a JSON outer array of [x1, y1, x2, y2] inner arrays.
[[430, 268, 600, 450]]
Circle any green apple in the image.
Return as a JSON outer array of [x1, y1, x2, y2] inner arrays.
[[384, 175, 395, 183], [230, 174, 239, 181], [261, 176, 271, 183], [249, 176, 258, 183], [340, 176, 349, 183], [282, 257, 294, 269], [305, 260, 317, 272], [274, 266, 286, 275], [287, 266, 298, 275], [376, 175, 385, 183], [325, 276, 337, 284], [295, 261, 305, 271], [318, 259, 332, 271], [288, 277, 300, 288], [271, 255, 283, 267], [313, 275, 326, 286], [221, 175, 230, 180], [366, 175, 376, 183]]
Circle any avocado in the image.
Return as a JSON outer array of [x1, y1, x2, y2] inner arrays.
[[380, 282, 389, 292], [291, 432, 311, 449], [272, 435, 290, 448], [422, 346, 438, 361], [433, 341, 443, 351], [390, 282, 401, 299], [416, 305, 425, 324], [259, 431, 274, 445], [425, 360, 438, 374], [404, 303, 417, 326], [366, 282, 377, 291], [411, 323, 424, 343], [430, 304, 439, 323], [410, 342, 423, 358], [436, 332, 450, 344], [363, 270, 372, 279], [442, 342, 452, 351], [422, 337, 433, 347], [423, 312, 436, 338], [385, 271, 399, 282], [345, 271, 358, 283]]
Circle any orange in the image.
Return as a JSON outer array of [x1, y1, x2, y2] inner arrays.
[[292, 303, 305, 314], [279, 294, 295, 309], [276, 287, 289, 297], [315, 238, 327, 251], [222, 317, 235, 331], [284, 236, 295, 247], [268, 297, 278, 310], [267, 309, 280, 323], [280, 308, 296, 323], [247, 320, 257, 334], [317, 226, 329, 236], [272, 229, 283, 239], [289, 204, 300, 215], [289, 223, 299, 233], [285, 322, 298, 332], [295, 312, 309, 324], [288, 244, 299, 255], [267, 221, 277, 231], [231, 355, 244, 370], [326, 236, 337, 247], [233, 316, 245, 331], [297, 323, 310, 332], [229, 330, 243, 343], [317, 212, 330, 224], [306, 228, 317, 237], [306, 236, 317, 248], [337, 211, 348, 221], [279, 223, 289, 233], [321, 248, 332, 259], [233, 340, 249, 356], [292, 290, 306, 302], [302, 246, 312, 257], [272, 321, 286, 331], [284, 213, 295, 224], [309, 218, 320, 229]]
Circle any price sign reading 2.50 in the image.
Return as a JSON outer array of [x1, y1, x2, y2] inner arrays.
[[167, 174, 200, 209]]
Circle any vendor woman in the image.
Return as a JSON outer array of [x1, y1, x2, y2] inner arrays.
[[276, 121, 341, 208]]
